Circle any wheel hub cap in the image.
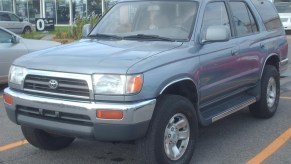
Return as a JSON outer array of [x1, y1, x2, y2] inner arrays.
[[267, 77, 276, 108], [164, 113, 190, 160]]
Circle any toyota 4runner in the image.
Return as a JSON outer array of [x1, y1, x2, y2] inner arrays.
[[3, 0, 289, 163]]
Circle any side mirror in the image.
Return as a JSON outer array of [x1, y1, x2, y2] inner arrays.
[[82, 24, 92, 37], [201, 25, 230, 44], [11, 35, 20, 44], [19, 18, 23, 22]]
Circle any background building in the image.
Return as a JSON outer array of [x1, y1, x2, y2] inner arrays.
[[0, 0, 114, 25]]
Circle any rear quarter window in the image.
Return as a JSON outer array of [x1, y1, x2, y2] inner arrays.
[[251, 0, 282, 31], [0, 13, 11, 21]]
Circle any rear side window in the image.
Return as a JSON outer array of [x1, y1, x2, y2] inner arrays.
[[229, 2, 258, 37], [0, 13, 11, 21], [252, 0, 281, 31]]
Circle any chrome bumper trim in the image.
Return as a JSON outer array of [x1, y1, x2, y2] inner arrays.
[[4, 88, 156, 124]]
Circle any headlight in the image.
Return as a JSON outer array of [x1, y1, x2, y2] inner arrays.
[[9, 66, 27, 85], [92, 74, 143, 95]]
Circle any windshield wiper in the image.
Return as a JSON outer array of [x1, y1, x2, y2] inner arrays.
[[88, 33, 123, 40], [123, 34, 175, 42]]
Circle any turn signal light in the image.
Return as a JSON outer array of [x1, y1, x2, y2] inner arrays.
[[96, 110, 123, 119], [127, 75, 143, 94], [3, 94, 13, 105]]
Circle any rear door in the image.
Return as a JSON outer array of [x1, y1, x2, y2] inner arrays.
[[227, 1, 262, 87], [0, 13, 13, 31]]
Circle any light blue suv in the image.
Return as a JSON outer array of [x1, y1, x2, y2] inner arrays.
[[3, 0, 289, 163]]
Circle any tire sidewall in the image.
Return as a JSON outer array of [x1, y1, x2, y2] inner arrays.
[[153, 95, 198, 164], [261, 66, 280, 115], [23, 26, 31, 34], [21, 126, 75, 150]]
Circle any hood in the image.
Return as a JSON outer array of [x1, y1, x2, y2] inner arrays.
[[14, 39, 182, 74], [21, 38, 61, 52]]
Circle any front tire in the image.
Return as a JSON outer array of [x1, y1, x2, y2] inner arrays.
[[23, 26, 31, 34], [21, 126, 75, 150], [249, 65, 280, 118], [137, 95, 198, 164]]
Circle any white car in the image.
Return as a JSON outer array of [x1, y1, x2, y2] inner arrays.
[[275, 2, 291, 31], [0, 11, 32, 34], [0, 27, 61, 84]]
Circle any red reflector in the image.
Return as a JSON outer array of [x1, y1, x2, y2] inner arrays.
[[3, 95, 13, 105], [96, 110, 123, 119]]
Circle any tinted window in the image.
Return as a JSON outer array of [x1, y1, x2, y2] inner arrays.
[[252, 0, 281, 31], [229, 2, 258, 37], [0, 29, 12, 43], [9, 14, 19, 21], [0, 13, 11, 21], [202, 2, 230, 32]]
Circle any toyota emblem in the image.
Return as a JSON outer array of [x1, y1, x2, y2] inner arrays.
[[48, 79, 59, 89]]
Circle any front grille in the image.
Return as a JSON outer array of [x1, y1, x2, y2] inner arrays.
[[24, 75, 90, 99], [17, 106, 93, 126]]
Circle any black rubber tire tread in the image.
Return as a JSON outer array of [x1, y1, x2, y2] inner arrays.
[[23, 26, 31, 34], [137, 95, 198, 164], [21, 126, 75, 150], [249, 65, 280, 118]]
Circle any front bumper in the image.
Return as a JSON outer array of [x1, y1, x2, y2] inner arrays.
[[4, 88, 156, 141]]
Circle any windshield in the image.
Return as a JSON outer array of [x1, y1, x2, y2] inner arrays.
[[275, 3, 291, 13], [90, 1, 198, 41]]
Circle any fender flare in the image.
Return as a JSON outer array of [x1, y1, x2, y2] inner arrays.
[[260, 53, 280, 79]]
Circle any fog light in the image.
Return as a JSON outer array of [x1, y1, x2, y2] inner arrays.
[[3, 94, 13, 105], [96, 110, 123, 119]]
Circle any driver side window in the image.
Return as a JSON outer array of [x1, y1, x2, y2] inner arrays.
[[0, 13, 11, 21], [202, 2, 231, 35], [9, 14, 20, 21], [0, 29, 12, 43]]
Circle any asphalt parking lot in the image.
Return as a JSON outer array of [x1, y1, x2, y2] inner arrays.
[[0, 39, 291, 164]]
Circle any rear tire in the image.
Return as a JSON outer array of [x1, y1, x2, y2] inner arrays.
[[21, 126, 75, 150], [137, 95, 198, 164], [249, 65, 280, 118]]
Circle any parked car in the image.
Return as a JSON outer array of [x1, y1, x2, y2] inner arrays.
[[275, 2, 291, 31], [3, 0, 289, 164], [0, 27, 61, 84], [0, 11, 32, 34]]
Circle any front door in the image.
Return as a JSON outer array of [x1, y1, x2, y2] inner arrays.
[[8, 13, 23, 34], [198, 1, 241, 106]]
